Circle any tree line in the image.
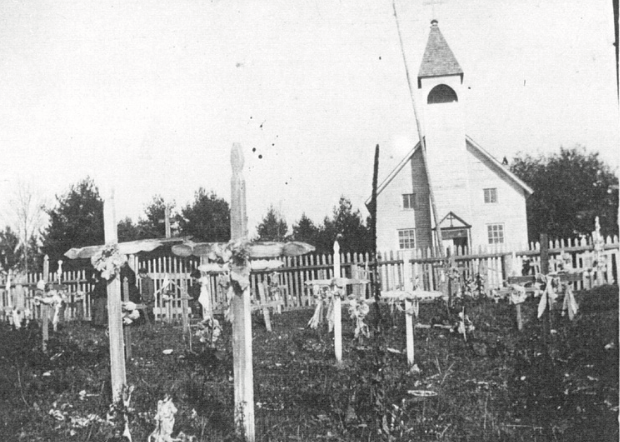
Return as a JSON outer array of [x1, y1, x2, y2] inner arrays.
[[0, 145, 617, 274], [1, 177, 373, 272]]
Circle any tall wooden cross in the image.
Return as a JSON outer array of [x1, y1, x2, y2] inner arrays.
[[103, 190, 127, 403], [230, 143, 255, 441]]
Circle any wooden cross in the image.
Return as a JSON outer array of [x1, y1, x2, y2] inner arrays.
[[103, 190, 127, 404], [502, 234, 583, 332], [382, 250, 444, 367], [230, 143, 255, 441], [42, 255, 49, 351], [333, 241, 343, 364]]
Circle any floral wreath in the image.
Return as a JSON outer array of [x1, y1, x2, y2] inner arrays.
[[91, 245, 127, 280]]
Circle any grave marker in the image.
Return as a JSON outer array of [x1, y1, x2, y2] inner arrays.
[[230, 143, 255, 441], [103, 190, 127, 403]]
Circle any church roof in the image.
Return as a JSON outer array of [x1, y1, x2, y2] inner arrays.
[[418, 20, 463, 85], [365, 136, 533, 206]]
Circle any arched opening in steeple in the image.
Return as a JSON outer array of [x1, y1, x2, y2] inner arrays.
[[427, 84, 458, 104]]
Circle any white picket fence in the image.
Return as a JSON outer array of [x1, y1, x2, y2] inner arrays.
[[1, 234, 617, 323]]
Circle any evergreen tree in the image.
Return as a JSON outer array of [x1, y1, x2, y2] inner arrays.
[[316, 197, 372, 254], [255, 206, 289, 242], [179, 188, 230, 242], [0, 226, 21, 272], [136, 195, 179, 239], [41, 177, 104, 268], [291, 213, 320, 246]]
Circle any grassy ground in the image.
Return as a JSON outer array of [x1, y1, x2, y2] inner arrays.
[[0, 285, 617, 441]]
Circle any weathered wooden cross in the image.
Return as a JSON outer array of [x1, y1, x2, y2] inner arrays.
[[103, 190, 127, 403], [381, 250, 444, 366], [500, 233, 583, 332]]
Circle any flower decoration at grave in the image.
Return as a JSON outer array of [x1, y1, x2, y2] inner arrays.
[[34, 282, 67, 329], [561, 284, 579, 320], [536, 274, 561, 318], [307, 280, 346, 330], [148, 395, 179, 442], [508, 284, 527, 305], [447, 265, 461, 281], [122, 302, 140, 325], [91, 245, 127, 280], [347, 297, 370, 339], [454, 309, 475, 341], [194, 317, 222, 347], [461, 272, 486, 298]]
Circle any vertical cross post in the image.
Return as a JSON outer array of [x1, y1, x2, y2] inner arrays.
[[164, 205, 172, 239], [123, 277, 132, 361], [257, 282, 272, 332], [230, 143, 255, 441], [503, 252, 522, 331], [333, 241, 342, 365], [593, 217, 604, 285], [539, 233, 552, 347], [42, 255, 49, 352], [181, 278, 189, 338], [104, 189, 127, 403], [403, 250, 415, 366]]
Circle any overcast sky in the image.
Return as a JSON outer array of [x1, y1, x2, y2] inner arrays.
[[1, 0, 618, 235]]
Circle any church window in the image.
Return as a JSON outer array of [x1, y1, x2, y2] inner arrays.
[[487, 224, 504, 244], [398, 229, 416, 249], [427, 84, 458, 104], [402, 193, 417, 210], [484, 188, 498, 204]]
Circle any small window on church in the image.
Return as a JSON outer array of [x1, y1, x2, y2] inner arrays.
[[427, 84, 458, 104], [398, 229, 416, 249], [487, 224, 504, 244], [402, 193, 416, 210], [484, 188, 498, 204]]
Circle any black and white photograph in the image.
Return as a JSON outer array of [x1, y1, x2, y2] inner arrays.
[[0, 1, 618, 440]]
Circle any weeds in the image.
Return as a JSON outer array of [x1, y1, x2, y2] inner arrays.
[[0, 285, 617, 441]]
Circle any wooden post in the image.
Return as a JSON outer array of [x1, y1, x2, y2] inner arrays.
[[503, 252, 522, 331], [181, 278, 189, 338], [104, 189, 127, 403], [593, 217, 604, 286], [257, 283, 272, 332], [230, 143, 255, 441], [333, 241, 342, 365], [403, 251, 415, 366], [539, 233, 552, 347], [42, 255, 49, 352], [123, 277, 132, 361], [164, 205, 172, 239]]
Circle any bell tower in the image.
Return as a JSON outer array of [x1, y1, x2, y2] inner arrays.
[[417, 20, 472, 243]]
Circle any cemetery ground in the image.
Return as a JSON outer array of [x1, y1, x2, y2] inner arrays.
[[0, 285, 617, 442]]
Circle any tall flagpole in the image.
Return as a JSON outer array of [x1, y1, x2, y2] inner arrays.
[[392, 0, 445, 259]]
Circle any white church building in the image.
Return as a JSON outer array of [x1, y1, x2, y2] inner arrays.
[[371, 20, 533, 252]]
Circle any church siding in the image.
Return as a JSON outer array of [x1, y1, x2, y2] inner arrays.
[[466, 145, 529, 248], [376, 154, 420, 252], [410, 149, 433, 250]]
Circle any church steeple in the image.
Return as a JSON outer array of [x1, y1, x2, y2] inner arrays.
[[418, 20, 463, 88]]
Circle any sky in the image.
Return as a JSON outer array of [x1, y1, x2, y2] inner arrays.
[[0, 0, 618, 237]]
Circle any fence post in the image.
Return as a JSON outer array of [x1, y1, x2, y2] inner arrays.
[[333, 241, 342, 365], [403, 250, 415, 367]]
